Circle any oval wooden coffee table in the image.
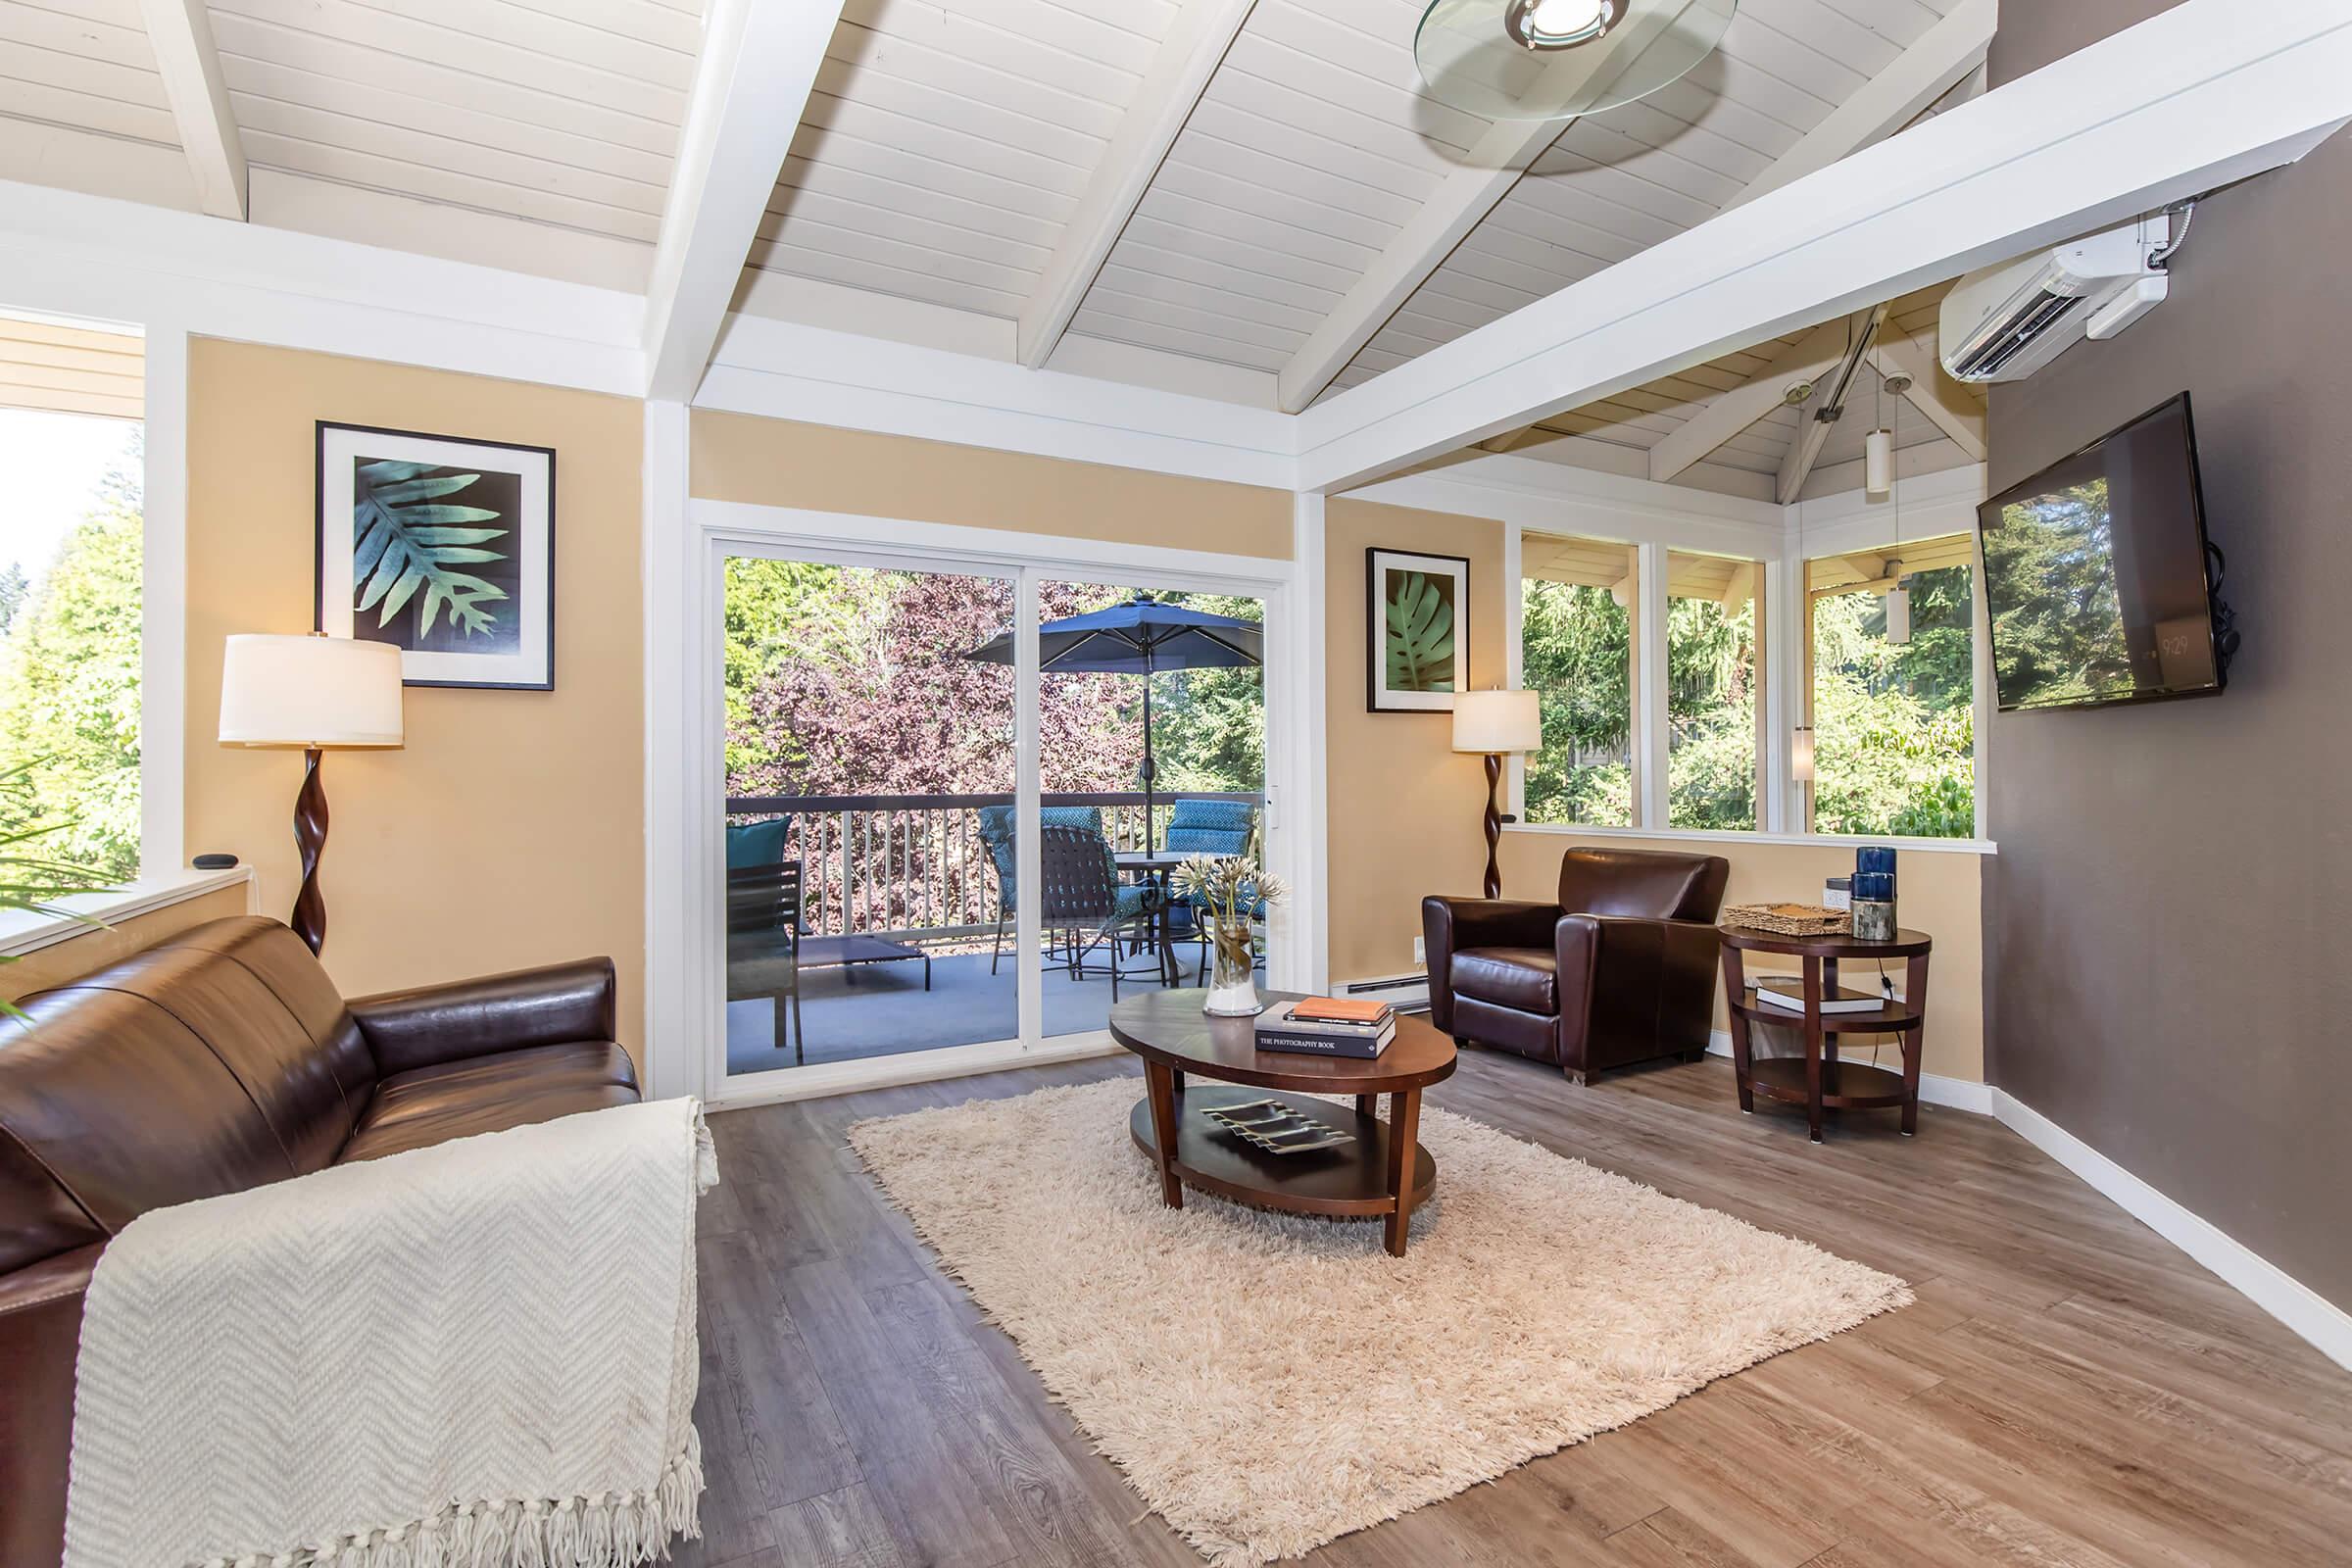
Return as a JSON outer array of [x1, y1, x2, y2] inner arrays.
[[1107, 989, 1457, 1256]]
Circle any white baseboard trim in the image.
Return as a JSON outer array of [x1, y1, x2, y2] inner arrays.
[[1991, 1091, 2352, 1374], [1704, 1033, 1993, 1114]]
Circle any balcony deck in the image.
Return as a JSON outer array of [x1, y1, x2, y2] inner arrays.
[[724, 789, 1254, 1078]]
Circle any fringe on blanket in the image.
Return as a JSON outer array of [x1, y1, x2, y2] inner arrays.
[[200, 1428, 705, 1568]]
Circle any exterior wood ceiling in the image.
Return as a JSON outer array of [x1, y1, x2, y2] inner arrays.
[[0, 312, 142, 420]]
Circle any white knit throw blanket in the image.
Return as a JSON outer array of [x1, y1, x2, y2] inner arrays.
[[64, 1097, 718, 1568]]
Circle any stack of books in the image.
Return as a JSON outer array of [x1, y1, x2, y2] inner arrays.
[[1254, 997, 1396, 1058], [1751, 976, 1884, 1014]]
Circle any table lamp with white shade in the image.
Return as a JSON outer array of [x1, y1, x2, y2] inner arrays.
[[219, 633, 404, 956], [1452, 688, 1543, 899]]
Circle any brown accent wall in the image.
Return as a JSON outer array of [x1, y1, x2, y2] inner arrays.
[[1323, 498, 1505, 984], [1, 883, 255, 1003], [184, 340, 646, 1064], [1985, 1, 2352, 1308], [690, 410, 1293, 559]]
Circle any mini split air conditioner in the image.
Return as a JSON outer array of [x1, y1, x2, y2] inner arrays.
[[1938, 216, 2177, 383]]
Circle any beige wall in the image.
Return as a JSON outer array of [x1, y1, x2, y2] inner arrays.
[[1324, 497, 1504, 983], [1322, 493, 1988, 1085], [1498, 832, 1985, 1082], [691, 410, 1293, 558], [185, 340, 646, 1063], [1, 883, 256, 1003]]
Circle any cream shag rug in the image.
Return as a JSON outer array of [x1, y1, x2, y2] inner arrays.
[[849, 1078, 1907, 1566]]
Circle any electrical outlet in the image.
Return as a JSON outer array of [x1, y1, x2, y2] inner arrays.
[[1412, 935, 1426, 965]]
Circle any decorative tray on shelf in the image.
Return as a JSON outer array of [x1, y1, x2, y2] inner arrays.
[[1199, 1098, 1355, 1155], [1722, 903, 1851, 937]]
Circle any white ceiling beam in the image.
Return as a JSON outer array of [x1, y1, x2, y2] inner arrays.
[[1016, 0, 1258, 370], [138, 0, 247, 220], [1731, 0, 1998, 211], [1646, 320, 1844, 483], [1869, 337, 1988, 462], [1295, 0, 2352, 493], [644, 0, 841, 402], [1274, 4, 1690, 415]]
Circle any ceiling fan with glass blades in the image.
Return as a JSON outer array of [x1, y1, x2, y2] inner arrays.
[[1414, 0, 1739, 122]]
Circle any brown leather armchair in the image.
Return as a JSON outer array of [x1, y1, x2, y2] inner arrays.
[[0, 917, 639, 1568], [1423, 847, 1730, 1084]]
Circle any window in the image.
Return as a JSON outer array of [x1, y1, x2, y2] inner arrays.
[[0, 313, 145, 886], [1804, 533, 1977, 837], [1666, 551, 1763, 830], [1520, 534, 1635, 826]]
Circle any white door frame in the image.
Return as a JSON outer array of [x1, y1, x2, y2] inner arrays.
[[658, 499, 1305, 1108]]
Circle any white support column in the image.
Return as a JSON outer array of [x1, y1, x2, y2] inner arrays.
[[1270, 491, 1328, 995], [1759, 556, 1790, 834], [141, 318, 188, 876], [1635, 540, 1670, 830], [640, 399, 698, 1100], [1013, 570, 1044, 1048], [1502, 522, 1525, 822], [1772, 522, 1811, 833]]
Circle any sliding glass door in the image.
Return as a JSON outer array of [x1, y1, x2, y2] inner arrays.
[[708, 534, 1285, 1099], [718, 551, 1023, 1082]]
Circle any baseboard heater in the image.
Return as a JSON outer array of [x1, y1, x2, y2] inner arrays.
[[1339, 971, 1431, 1014]]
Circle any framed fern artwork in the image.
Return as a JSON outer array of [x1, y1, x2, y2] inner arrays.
[[315, 422, 555, 690], [1367, 547, 1469, 712]]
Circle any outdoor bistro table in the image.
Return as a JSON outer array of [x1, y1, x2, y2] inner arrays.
[[1115, 849, 1188, 985]]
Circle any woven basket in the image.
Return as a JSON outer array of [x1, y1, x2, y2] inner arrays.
[[1722, 903, 1850, 937]]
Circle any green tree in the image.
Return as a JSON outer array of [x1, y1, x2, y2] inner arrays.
[[1810, 564, 1976, 837], [0, 452, 144, 881], [1522, 578, 1633, 825]]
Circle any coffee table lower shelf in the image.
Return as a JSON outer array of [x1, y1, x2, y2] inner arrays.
[[1128, 1085, 1435, 1220]]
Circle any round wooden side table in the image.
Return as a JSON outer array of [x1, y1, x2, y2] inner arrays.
[[1716, 925, 1933, 1144]]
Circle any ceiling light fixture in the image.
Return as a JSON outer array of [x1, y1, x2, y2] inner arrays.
[[1416, 0, 1739, 122], [1506, 0, 1618, 50]]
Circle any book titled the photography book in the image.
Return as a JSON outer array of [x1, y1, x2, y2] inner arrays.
[[1254, 1000, 1396, 1059]]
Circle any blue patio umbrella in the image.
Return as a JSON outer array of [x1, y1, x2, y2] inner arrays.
[[965, 597, 1263, 853]]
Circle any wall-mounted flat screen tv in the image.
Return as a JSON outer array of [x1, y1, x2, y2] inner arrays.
[[1977, 392, 2227, 713]]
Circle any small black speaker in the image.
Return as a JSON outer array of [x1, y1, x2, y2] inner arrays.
[[192, 853, 240, 870]]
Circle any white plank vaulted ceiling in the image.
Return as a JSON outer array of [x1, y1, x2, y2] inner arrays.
[[0, 0, 1991, 495]]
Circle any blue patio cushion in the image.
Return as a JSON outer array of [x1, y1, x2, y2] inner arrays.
[[725, 817, 789, 869], [1164, 799, 1255, 856], [976, 805, 1131, 910]]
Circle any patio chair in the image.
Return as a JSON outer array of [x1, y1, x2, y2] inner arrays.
[[725, 859, 805, 1065], [1164, 799, 1266, 974], [974, 804, 1152, 974], [1038, 823, 1160, 1003]]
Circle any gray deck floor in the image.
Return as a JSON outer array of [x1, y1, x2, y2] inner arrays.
[[725, 942, 1209, 1075]]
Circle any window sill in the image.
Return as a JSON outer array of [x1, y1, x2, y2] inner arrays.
[[0, 866, 258, 959], [1503, 822, 1997, 856]]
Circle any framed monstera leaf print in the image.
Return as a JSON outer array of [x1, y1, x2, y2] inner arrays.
[[315, 422, 555, 690], [1367, 547, 1469, 712]]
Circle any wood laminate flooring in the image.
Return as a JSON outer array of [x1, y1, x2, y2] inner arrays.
[[675, 1050, 2352, 1568]]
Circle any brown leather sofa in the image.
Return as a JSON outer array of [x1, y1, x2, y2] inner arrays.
[[0, 916, 639, 1568], [1423, 847, 1730, 1084]]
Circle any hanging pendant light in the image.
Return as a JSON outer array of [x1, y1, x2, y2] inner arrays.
[[1415, 0, 1740, 122], [1883, 436, 1911, 647]]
